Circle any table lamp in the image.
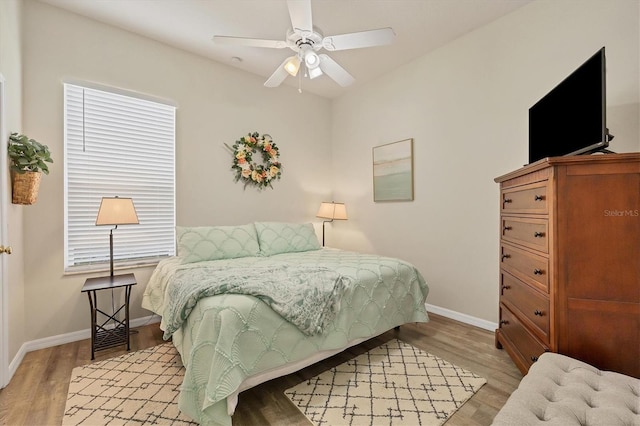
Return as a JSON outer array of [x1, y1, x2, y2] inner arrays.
[[96, 196, 139, 276], [316, 201, 348, 246]]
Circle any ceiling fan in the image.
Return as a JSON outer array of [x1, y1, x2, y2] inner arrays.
[[212, 0, 395, 88]]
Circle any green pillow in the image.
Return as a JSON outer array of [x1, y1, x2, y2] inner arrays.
[[255, 222, 321, 256], [176, 224, 260, 263]]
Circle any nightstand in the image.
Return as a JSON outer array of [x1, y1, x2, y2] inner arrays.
[[81, 273, 137, 360]]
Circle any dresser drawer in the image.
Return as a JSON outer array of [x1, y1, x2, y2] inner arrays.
[[501, 217, 548, 253], [500, 243, 549, 293], [499, 305, 549, 370], [501, 181, 549, 214], [500, 272, 550, 343]]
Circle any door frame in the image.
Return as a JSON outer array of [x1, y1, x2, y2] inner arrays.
[[0, 73, 9, 388]]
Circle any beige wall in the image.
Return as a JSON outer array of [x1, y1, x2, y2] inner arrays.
[[0, 0, 26, 365], [330, 0, 640, 323], [21, 0, 332, 342]]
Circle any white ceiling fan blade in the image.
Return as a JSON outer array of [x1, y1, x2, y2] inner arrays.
[[213, 35, 287, 49], [287, 0, 313, 33], [264, 56, 296, 87], [318, 54, 355, 87], [322, 28, 395, 51]]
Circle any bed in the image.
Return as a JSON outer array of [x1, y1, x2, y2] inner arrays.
[[142, 222, 429, 425]]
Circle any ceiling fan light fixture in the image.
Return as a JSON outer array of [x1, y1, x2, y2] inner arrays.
[[308, 65, 323, 79], [284, 56, 300, 76], [304, 50, 320, 69]]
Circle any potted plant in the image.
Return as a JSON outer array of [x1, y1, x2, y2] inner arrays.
[[7, 132, 53, 205]]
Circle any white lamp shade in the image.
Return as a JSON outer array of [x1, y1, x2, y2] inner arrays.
[[304, 50, 320, 68], [96, 197, 139, 226], [316, 202, 348, 220], [284, 56, 300, 76], [308, 66, 323, 79]]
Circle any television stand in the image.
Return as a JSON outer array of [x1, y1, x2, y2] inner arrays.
[[587, 148, 616, 155], [598, 148, 616, 154]]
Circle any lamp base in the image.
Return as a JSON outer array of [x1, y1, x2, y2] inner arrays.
[[109, 228, 115, 276], [322, 219, 333, 247]]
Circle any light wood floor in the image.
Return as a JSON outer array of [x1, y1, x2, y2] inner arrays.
[[0, 313, 522, 425]]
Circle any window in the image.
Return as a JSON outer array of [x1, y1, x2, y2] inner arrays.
[[64, 82, 175, 272]]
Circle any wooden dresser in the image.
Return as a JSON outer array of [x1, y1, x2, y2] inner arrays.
[[494, 153, 639, 378]]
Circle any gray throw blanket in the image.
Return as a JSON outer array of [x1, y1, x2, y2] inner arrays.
[[162, 265, 348, 339]]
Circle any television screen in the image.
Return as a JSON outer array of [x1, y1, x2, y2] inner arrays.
[[528, 47, 608, 164]]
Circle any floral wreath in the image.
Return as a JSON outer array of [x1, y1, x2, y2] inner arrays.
[[225, 132, 282, 189]]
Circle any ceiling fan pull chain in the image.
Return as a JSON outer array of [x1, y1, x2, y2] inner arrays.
[[298, 67, 303, 93]]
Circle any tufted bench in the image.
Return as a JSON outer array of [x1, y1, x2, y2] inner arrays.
[[492, 352, 640, 425]]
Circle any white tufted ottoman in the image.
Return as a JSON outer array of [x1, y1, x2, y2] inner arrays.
[[492, 352, 640, 425]]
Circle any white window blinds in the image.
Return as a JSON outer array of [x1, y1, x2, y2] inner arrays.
[[64, 83, 176, 271]]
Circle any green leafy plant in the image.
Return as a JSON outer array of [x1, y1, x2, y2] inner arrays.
[[8, 132, 53, 174]]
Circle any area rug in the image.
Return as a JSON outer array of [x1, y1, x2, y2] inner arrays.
[[63, 343, 196, 425], [285, 339, 487, 426]]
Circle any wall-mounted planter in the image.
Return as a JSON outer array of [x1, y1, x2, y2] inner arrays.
[[11, 170, 42, 205], [7, 132, 52, 205]]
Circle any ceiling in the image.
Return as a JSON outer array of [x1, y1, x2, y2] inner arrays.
[[40, 0, 533, 99]]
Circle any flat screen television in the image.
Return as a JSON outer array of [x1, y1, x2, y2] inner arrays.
[[528, 47, 611, 164]]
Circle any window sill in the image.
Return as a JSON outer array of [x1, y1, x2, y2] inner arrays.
[[64, 256, 169, 276]]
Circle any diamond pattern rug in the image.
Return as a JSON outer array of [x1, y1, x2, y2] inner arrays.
[[63, 343, 195, 425], [285, 339, 487, 426]]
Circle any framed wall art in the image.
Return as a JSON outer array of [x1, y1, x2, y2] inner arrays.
[[372, 138, 414, 202]]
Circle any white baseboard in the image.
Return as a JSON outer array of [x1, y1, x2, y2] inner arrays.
[[7, 314, 161, 386], [7, 345, 25, 387], [425, 303, 497, 332]]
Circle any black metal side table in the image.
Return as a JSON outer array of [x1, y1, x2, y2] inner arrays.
[[81, 273, 137, 360]]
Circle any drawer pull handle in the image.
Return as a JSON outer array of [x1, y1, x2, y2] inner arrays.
[[503, 198, 512, 204], [503, 226, 512, 231], [501, 285, 511, 291], [534, 231, 545, 238], [501, 254, 511, 260], [531, 356, 539, 362], [500, 320, 509, 325], [534, 310, 543, 316], [533, 269, 543, 275], [534, 194, 544, 201]]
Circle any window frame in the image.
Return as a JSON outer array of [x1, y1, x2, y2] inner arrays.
[[63, 81, 176, 273]]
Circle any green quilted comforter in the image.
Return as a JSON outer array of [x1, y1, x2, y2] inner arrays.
[[142, 248, 429, 425]]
